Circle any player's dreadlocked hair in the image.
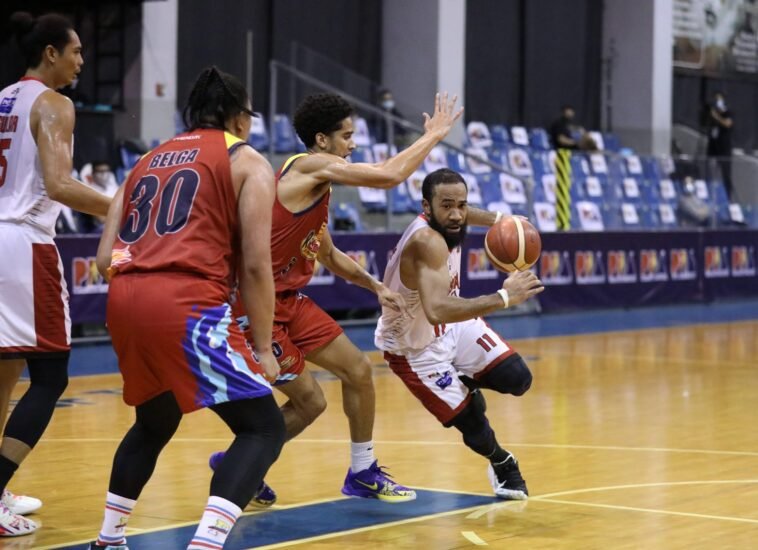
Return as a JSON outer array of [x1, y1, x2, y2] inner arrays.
[[182, 66, 255, 131], [293, 93, 354, 148], [10, 11, 75, 69]]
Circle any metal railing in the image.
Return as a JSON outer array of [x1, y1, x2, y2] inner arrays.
[[268, 59, 532, 230]]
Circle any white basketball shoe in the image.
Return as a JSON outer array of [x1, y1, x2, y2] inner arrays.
[[2, 491, 42, 516], [0, 502, 37, 536]]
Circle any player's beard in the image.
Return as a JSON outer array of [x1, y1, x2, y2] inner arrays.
[[428, 209, 467, 250]]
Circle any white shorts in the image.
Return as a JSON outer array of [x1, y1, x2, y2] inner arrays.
[[385, 317, 515, 425], [0, 223, 70, 358]]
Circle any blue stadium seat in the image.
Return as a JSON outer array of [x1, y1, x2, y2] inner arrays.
[[490, 124, 509, 147], [390, 182, 415, 213], [119, 146, 141, 171], [248, 115, 269, 151], [505, 146, 533, 177], [331, 202, 363, 231], [606, 155, 627, 179], [509, 126, 530, 147], [603, 133, 621, 152], [529, 128, 551, 150], [587, 152, 609, 176], [352, 117, 372, 148], [638, 204, 660, 229], [640, 156, 664, 180], [529, 151, 553, 179], [466, 121, 493, 149], [272, 114, 297, 153], [349, 147, 373, 163], [569, 154, 590, 178], [656, 202, 678, 229], [477, 173, 505, 207], [618, 202, 642, 230], [447, 150, 467, 172], [601, 202, 622, 230], [487, 146, 509, 170]]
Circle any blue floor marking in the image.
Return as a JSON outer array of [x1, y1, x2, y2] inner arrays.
[[68, 299, 758, 378], [57, 489, 496, 549]]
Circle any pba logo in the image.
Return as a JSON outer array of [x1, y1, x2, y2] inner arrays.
[[467, 248, 498, 280], [639, 249, 668, 282], [731, 245, 756, 277], [538, 250, 572, 285], [71, 256, 108, 295], [345, 250, 380, 280], [574, 250, 605, 285], [607, 250, 637, 284], [704, 246, 729, 278], [306, 259, 335, 286], [669, 248, 697, 281]]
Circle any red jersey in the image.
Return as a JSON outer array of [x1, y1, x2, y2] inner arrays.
[[271, 154, 330, 292], [111, 129, 248, 288]]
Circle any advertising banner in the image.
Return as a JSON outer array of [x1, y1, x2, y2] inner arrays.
[[56, 229, 758, 323]]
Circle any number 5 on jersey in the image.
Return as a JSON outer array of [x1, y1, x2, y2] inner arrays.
[[119, 168, 200, 243]]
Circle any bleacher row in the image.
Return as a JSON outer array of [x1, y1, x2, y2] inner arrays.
[[119, 114, 757, 233]]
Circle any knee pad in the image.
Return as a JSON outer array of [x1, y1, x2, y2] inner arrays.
[[478, 354, 532, 396]]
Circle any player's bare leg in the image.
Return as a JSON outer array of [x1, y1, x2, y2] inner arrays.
[[0, 361, 25, 428], [306, 334, 415, 502], [305, 334, 374, 443], [275, 367, 327, 440]]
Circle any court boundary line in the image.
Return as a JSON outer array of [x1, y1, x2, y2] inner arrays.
[[36, 437, 758, 457], [36, 480, 758, 549]]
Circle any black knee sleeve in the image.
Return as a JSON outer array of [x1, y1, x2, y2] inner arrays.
[[109, 392, 182, 499], [478, 354, 532, 396], [3, 355, 69, 446], [449, 396, 496, 458], [210, 395, 286, 508]]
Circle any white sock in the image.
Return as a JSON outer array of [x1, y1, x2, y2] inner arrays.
[[96, 491, 136, 547], [188, 495, 241, 550], [350, 440, 376, 473]]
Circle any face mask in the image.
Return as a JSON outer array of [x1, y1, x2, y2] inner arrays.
[[93, 171, 109, 186], [381, 99, 395, 111], [716, 99, 726, 110]]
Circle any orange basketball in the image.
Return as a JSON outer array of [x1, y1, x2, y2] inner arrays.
[[484, 217, 542, 273]]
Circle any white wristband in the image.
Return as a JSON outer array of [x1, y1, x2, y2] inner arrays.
[[494, 211, 503, 224], [497, 288, 509, 308]]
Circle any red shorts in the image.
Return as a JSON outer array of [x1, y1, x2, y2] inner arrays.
[[234, 290, 343, 385], [107, 274, 271, 413]]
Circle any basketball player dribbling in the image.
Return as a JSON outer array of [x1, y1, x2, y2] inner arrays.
[[0, 11, 111, 536], [375, 168, 544, 499], [210, 92, 463, 504]]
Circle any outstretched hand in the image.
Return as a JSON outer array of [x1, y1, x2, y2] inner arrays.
[[422, 92, 464, 140], [502, 270, 544, 307]]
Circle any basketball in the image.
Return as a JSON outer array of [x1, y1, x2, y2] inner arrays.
[[484, 216, 542, 273]]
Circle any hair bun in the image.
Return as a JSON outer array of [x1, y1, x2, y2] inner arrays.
[[10, 11, 35, 36]]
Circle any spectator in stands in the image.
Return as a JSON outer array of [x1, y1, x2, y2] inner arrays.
[[78, 161, 119, 232], [705, 91, 734, 199], [371, 88, 408, 146], [549, 105, 596, 151], [678, 177, 711, 227]]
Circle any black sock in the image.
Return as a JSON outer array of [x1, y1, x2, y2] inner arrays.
[[0, 455, 20, 492]]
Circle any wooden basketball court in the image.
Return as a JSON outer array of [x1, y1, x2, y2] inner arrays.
[[5, 319, 757, 549]]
